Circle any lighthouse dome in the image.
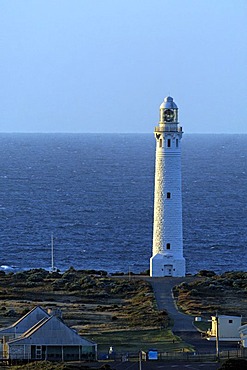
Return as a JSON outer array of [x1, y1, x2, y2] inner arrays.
[[162, 96, 178, 109]]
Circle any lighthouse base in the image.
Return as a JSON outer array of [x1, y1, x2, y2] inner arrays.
[[150, 253, 185, 277]]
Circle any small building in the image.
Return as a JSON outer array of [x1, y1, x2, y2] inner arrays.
[[7, 315, 96, 361], [0, 306, 49, 341], [0, 306, 50, 356], [207, 315, 242, 341], [0, 306, 97, 362], [239, 324, 247, 347]]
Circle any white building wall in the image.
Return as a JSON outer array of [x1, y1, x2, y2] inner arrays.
[[150, 98, 185, 277], [8, 344, 31, 359], [210, 316, 241, 339], [242, 337, 247, 348]]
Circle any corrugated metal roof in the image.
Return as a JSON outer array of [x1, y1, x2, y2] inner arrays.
[[0, 306, 50, 335], [8, 315, 96, 347]]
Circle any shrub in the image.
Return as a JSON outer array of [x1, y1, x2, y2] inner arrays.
[[62, 272, 76, 282], [218, 358, 247, 369], [21, 308, 30, 316], [15, 272, 27, 280], [196, 270, 216, 277], [5, 309, 16, 317], [26, 281, 41, 287]]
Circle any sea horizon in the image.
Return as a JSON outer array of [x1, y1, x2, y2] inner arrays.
[[0, 133, 246, 274]]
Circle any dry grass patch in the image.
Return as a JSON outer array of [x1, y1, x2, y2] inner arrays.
[[173, 271, 247, 320], [0, 268, 180, 352]]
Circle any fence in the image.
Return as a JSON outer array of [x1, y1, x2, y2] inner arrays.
[[1, 348, 247, 365], [99, 348, 247, 363]]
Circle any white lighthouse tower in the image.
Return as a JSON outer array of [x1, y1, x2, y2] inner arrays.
[[150, 96, 185, 277]]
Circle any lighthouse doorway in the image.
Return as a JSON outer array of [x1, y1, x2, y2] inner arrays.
[[163, 264, 173, 276]]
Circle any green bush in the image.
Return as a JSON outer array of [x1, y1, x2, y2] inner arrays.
[[27, 273, 45, 282], [218, 358, 247, 369], [196, 270, 216, 277]]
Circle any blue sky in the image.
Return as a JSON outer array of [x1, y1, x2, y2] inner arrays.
[[0, 0, 246, 133]]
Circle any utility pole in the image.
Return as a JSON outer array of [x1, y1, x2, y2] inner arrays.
[[215, 312, 220, 361], [139, 351, 142, 370]]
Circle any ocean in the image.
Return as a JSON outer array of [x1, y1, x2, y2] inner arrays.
[[0, 133, 246, 275]]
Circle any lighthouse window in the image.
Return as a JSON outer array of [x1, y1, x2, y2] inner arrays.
[[167, 192, 171, 199], [176, 139, 179, 147], [167, 139, 171, 148], [166, 243, 171, 250], [159, 138, 162, 148]]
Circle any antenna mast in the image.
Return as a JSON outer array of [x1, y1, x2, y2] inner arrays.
[[51, 233, 54, 271], [50, 233, 57, 273]]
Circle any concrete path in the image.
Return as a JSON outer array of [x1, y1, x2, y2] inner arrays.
[[146, 277, 197, 332], [145, 277, 238, 353]]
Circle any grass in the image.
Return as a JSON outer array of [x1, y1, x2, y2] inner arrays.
[[0, 268, 194, 353], [193, 320, 211, 333], [83, 328, 192, 353], [173, 271, 247, 319]]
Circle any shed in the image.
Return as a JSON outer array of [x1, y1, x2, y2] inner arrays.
[[7, 315, 97, 361], [239, 324, 247, 347], [0, 306, 49, 340], [207, 315, 242, 341], [0, 306, 50, 357]]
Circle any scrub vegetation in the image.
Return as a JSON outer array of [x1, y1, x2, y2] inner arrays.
[[0, 268, 186, 353], [173, 270, 247, 319]]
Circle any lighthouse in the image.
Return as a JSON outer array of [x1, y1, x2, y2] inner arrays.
[[150, 96, 185, 277]]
